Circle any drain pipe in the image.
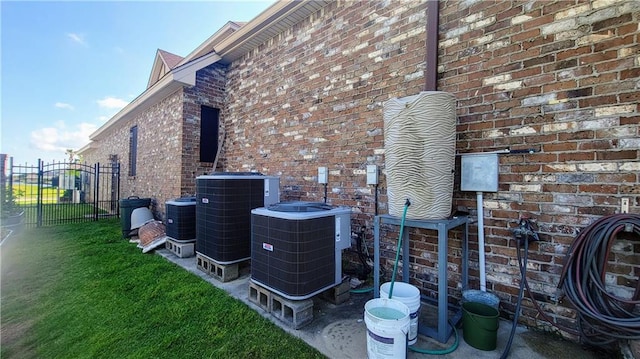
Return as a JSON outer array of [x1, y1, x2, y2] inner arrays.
[[476, 191, 487, 291], [425, 0, 439, 91]]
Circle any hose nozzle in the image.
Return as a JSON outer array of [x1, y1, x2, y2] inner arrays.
[[404, 198, 411, 207]]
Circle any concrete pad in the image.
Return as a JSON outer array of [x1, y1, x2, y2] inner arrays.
[[155, 248, 607, 359], [321, 319, 367, 358]]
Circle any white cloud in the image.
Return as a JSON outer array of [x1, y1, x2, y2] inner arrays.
[[54, 102, 74, 110], [67, 32, 87, 46], [30, 122, 98, 154], [96, 96, 129, 110]]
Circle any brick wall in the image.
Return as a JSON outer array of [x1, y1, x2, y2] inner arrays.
[[84, 62, 227, 219], [226, 0, 428, 210], [182, 64, 228, 195], [86, 90, 184, 217], [440, 0, 639, 335], [223, 0, 639, 338]]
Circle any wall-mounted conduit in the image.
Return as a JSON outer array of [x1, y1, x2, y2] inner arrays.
[[425, 0, 440, 92]]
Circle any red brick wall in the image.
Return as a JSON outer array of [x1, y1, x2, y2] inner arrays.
[[182, 64, 228, 196], [223, 0, 639, 338], [84, 63, 227, 219], [440, 0, 639, 334], [86, 90, 185, 217]]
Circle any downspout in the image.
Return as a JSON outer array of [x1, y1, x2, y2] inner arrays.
[[425, 0, 440, 91], [426, 1, 488, 291]]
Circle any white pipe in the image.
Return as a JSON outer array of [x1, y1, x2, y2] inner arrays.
[[477, 191, 486, 291], [455, 149, 510, 156]]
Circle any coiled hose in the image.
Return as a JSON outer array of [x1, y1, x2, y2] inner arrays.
[[558, 213, 640, 346]]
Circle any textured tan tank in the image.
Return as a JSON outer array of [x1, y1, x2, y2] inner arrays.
[[383, 91, 456, 220]]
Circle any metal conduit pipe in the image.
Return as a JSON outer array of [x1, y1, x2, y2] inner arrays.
[[425, 0, 439, 91]]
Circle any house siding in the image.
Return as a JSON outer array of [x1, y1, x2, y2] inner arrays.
[[440, 0, 640, 332], [222, 0, 639, 338]]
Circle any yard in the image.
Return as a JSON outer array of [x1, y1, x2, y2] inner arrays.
[[0, 219, 324, 358], [8, 184, 61, 205]]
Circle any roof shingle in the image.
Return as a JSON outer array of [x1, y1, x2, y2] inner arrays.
[[157, 49, 183, 69]]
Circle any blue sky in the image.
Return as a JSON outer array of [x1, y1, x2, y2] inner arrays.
[[1, 0, 272, 166]]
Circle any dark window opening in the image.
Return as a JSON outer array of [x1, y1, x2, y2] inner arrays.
[[200, 106, 220, 163], [129, 126, 137, 176]]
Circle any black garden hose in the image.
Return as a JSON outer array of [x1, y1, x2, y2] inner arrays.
[[500, 219, 532, 359], [558, 213, 640, 346]]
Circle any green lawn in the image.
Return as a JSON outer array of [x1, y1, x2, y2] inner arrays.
[[0, 219, 325, 359], [7, 184, 60, 204]]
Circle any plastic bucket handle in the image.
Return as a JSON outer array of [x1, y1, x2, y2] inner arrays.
[[464, 303, 499, 331], [467, 311, 499, 331]]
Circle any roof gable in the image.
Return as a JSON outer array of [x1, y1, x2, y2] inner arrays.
[[179, 21, 245, 65], [147, 49, 184, 89]]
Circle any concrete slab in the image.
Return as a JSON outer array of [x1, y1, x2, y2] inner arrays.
[[156, 249, 607, 359]]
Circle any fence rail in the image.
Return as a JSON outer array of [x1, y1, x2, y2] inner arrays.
[[3, 157, 120, 228]]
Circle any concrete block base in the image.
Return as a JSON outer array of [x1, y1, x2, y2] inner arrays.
[[248, 281, 314, 329], [271, 293, 314, 329], [321, 279, 351, 305], [248, 281, 272, 312], [196, 252, 239, 282], [165, 239, 195, 258]]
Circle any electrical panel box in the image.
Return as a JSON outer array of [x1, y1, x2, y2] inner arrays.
[[318, 167, 328, 184], [461, 153, 499, 192], [366, 165, 378, 185]]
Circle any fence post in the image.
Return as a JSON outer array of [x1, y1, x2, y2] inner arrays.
[[37, 159, 43, 227], [94, 163, 100, 221], [116, 163, 121, 218], [8, 157, 14, 208], [0, 154, 6, 209]]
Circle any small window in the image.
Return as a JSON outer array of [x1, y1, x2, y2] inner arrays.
[[200, 106, 220, 163], [128, 126, 138, 176]]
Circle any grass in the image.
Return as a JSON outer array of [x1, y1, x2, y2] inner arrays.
[[8, 184, 60, 205], [0, 219, 325, 359]]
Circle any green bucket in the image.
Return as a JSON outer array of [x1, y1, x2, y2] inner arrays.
[[462, 301, 499, 351]]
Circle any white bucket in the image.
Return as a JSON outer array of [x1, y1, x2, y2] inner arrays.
[[380, 282, 421, 345], [364, 298, 410, 359]]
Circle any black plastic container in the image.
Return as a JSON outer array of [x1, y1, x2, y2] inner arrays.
[[119, 196, 151, 238]]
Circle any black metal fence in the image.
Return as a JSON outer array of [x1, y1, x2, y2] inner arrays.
[[4, 157, 120, 227]]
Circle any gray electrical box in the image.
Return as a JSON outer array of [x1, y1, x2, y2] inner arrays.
[[318, 167, 328, 184], [460, 153, 499, 192], [366, 165, 378, 185]]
